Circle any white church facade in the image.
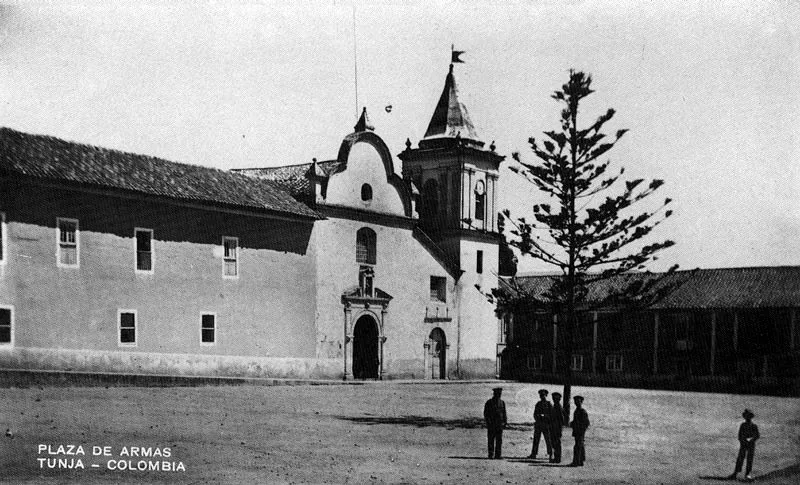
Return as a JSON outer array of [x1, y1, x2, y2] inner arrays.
[[0, 64, 506, 380]]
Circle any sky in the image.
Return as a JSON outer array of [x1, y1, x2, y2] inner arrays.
[[0, 0, 798, 273]]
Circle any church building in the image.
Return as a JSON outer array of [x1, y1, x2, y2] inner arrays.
[[0, 63, 506, 380]]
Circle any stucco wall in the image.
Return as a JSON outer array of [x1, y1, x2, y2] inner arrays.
[[0, 182, 318, 375], [456, 238, 500, 377], [311, 216, 461, 378]]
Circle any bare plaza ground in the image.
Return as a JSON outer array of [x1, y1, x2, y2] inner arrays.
[[1, 380, 798, 484]]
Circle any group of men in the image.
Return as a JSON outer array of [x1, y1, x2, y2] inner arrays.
[[483, 387, 590, 466]]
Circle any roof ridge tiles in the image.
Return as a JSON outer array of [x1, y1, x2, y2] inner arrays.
[[0, 126, 321, 219]]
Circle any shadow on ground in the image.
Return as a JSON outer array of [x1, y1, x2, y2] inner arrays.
[[699, 463, 800, 482], [334, 414, 531, 431]]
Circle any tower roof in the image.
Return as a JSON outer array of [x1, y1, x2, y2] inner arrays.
[[422, 64, 482, 147]]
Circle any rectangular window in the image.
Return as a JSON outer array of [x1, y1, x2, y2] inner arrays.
[[223, 237, 238, 278], [135, 228, 153, 272], [430, 276, 446, 303], [57, 218, 79, 267], [0, 212, 6, 264], [528, 354, 543, 370], [201, 313, 216, 345], [476, 250, 483, 274], [0, 306, 13, 346], [118, 310, 137, 347], [571, 354, 584, 372], [606, 354, 623, 372]]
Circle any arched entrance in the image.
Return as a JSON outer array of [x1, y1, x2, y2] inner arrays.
[[428, 327, 447, 379], [353, 315, 379, 379]]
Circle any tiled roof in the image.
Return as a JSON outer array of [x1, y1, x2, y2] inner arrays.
[[510, 266, 800, 309], [0, 127, 320, 219], [235, 160, 339, 201]]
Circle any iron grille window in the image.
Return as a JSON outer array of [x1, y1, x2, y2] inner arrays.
[[201, 314, 216, 344], [135, 229, 153, 272], [430, 276, 446, 303], [223, 237, 238, 277], [119, 311, 136, 346], [57, 218, 78, 267], [356, 228, 376, 265]]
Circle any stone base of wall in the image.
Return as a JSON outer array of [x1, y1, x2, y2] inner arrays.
[[0, 347, 342, 380], [382, 358, 496, 380], [0, 348, 501, 382]]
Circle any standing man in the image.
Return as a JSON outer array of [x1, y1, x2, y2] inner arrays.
[[569, 395, 590, 466], [483, 387, 507, 459], [728, 409, 760, 481], [529, 389, 553, 460], [549, 392, 564, 463]]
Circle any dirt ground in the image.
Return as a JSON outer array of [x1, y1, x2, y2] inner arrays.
[[0, 381, 798, 484]]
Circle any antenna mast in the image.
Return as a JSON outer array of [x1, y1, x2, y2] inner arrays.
[[353, 6, 359, 121]]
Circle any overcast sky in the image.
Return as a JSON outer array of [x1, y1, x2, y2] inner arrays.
[[1, 1, 798, 273]]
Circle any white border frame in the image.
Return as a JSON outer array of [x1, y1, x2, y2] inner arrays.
[[117, 309, 138, 347], [56, 217, 79, 268], [200, 312, 217, 346], [0, 211, 6, 266], [222, 236, 239, 279], [0, 304, 14, 348], [134, 228, 154, 275], [606, 354, 624, 372]]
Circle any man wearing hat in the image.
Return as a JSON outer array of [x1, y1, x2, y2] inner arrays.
[[483, 387, 507, 459], [569, 395, 590, 466], [549, 392, 565, 463], [728, 409, 760, 481], [528, 389, 553, 460]]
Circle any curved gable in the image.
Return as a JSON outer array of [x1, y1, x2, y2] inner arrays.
[[324, 131, 412, 217]]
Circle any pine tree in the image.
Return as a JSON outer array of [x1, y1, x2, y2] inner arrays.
[[499, 70, 676, 420]]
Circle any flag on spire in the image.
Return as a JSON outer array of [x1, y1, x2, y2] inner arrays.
[[451, 44, 465, 63]]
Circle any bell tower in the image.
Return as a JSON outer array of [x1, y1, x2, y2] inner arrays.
[[399, 62, 504, 269], [400, 59, 504, 377]]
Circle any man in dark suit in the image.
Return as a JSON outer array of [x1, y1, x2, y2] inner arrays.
[[529, 389, 553, 460], [549, 392, 564, 463], [483, 387, 507, 459], [570, 395, 590, 466]]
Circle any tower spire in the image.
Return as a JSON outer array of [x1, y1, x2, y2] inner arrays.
[[421, 61, 479, 146]]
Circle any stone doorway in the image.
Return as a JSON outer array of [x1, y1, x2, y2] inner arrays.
[[428, 327, 447, 379], [353, 315, 379, 379]]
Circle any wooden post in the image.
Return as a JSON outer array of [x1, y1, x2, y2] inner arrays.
[[710, 312, 717, 376], [552, 313, 558, 373], [653, 312, 660, 375], [592, 312, 598, 375]]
